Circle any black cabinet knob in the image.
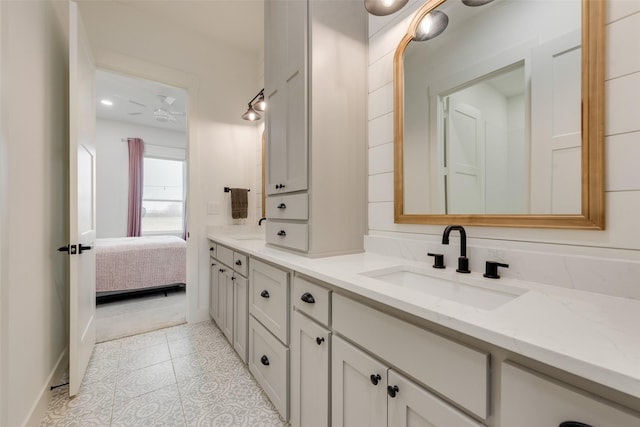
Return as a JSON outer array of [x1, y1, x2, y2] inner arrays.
[[231, 276, 236, 281], [277, 230, 286, 237], [260, 290, 270, 299], [219, 268, 224, 273], [483, 261, 509, 279], [370, 374, 382, 386], [209, 247, 214, 251], [427, 252, 445, 269], [235, 260, 242, 266], [260, 355, 270, 366], [387, 385, 399, 398], [559, 423, 593, 427], [300, 292, 315, 304], [277, 203, 287, 209], [316, 337, 325, 345]]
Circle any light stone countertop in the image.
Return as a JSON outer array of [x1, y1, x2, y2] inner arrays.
[[208, 232, 640, 401]]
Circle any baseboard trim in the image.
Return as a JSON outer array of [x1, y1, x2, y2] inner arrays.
[[23, 350, 67, 427]]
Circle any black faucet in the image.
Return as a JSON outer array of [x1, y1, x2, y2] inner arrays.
[[442, 225, 470, 273], [258, 217, 267, 226]]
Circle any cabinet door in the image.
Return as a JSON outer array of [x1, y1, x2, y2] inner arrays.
[[388, 370, 483, 427], [213, 265, 226, 329], [501, 362, 640, 427], [209, 259, 219, 320], [233, 274, 249, 363], [222, 268, 234, 343], [332, 336, 387, 427], [291, 311, 330, 427], [264, 0, 308, 196]]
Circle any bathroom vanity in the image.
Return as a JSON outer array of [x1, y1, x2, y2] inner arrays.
[[208, 233, 640, 427]]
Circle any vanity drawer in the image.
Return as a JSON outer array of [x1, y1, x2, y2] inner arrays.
[[249, 316, 289, 419], [332, 293, 489, 420], [216, 244, 234, 268], [249, 258, 290, 344], [501, 362, 640, 427], [233, 252, 248, 277], [293, 276, 331, 326], [209, 242, 217, 259], [266, 193, 308, 220], [266, 221, 308, 252]]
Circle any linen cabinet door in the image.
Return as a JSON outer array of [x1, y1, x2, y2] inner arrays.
[[209, 259, 219, 320], [387, 370, 483, 427], [332, 336, 387, 427], [221, 267, 234, 343], [291, 311, 330, 427], [232, 274, 249, 363]]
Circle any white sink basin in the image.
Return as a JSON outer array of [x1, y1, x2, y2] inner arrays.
[[361, 266, 526, 310]]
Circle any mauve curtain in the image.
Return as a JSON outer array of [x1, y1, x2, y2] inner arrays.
[[127, 138, 144, 237]]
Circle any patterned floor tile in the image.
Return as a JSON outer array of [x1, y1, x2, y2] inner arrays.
[[118, 341, 172, 373], [39, 380, 115, 426], [111, 384, 185, 427], [40, 320, 286, 427], [116, 360, 176, 399], [119, 329, 167, 352]]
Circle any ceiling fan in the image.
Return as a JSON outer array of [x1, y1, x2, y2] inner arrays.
[[125, 94, 186, 123]]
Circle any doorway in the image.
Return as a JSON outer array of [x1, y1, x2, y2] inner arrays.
[[94, 69, 189, 341]]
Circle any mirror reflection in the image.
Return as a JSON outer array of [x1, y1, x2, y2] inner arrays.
[[401, 0, 582, 215]]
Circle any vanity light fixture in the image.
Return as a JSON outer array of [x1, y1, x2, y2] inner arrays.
[[364, 0, 408, 16], [414, 10, 449, 41], [241, 88, 265, 121], [461, 0, 495, 6]]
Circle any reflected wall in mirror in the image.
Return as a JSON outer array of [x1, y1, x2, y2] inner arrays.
[[394, 0, 605, 229]]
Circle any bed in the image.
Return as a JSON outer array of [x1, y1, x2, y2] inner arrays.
[[95, 236, 186, 295]]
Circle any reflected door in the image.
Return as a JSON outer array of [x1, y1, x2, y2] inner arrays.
[[445, 99, 485, 214]]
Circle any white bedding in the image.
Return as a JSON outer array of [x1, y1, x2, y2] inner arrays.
[[95, 236, 186, 293]]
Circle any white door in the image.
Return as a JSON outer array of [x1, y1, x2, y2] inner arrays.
[[331, 336, 387, 427], [445, 99, 485, 214], [68, 0, 96, 397]]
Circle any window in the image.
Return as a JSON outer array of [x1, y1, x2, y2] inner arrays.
[[142, 157, 185, 234]]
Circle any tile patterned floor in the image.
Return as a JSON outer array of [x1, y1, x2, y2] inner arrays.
[[40, 320, 287, 426]]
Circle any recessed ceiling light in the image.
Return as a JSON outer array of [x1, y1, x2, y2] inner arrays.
[[100, 99, 113, 106]]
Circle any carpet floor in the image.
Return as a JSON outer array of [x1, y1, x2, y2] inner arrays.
[[95, 288, 187, 343]]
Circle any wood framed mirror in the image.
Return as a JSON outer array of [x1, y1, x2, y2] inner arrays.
[[393, 0, 605, 229]]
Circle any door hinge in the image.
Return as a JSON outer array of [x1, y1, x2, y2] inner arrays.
[[57, 244, 77, 255]]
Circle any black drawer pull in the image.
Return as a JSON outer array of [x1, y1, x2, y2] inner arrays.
[[260, 290, 270, 299], [300, 292, 315, 304], [260, 355, 270, 366], [277, 203, 287, 209], [370, 374, 381, 386], [235, 260, 242, 266], [559, 423, 593, 427], [277, 230, 286, 237], [387, 385, 399, 398], [316, 337, 325, 345]]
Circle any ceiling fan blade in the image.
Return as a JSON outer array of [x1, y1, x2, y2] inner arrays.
[[128, 112, 144, 116], [128, 99, 147, 108]]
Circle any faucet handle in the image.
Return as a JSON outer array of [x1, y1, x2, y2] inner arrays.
[[484, 261, 509, 279], [427, 253, 445, 269]]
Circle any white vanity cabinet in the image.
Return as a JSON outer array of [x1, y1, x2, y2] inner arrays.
[[290, 276, 332, 427], [248, 258, 292, 420], [501, 362, 640, 427], [208, 242, 249, 363], [263, 0, 367, 257], [332, 336, 483, 427]]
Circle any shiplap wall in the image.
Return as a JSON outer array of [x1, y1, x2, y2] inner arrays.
[[368, 0, 640, 255]]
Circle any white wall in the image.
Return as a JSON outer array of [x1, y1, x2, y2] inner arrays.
[[95, 117, 187, 238], [367, 1, 640, 300], [78, 0, 262, 321], [0, 1, 69, 425]]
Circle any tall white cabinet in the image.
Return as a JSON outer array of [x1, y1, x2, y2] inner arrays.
[[264, 0, 367, 257]]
